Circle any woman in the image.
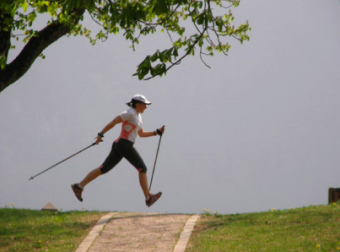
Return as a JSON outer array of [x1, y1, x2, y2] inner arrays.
[[71, 94, 164, 207]]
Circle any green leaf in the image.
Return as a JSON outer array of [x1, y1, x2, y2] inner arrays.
[[173, 47, 178, 57], [196, 13, 205, 25], [21, 1, 28, 12], [153, 0, 169, 15], [150, 50, 160, 62]]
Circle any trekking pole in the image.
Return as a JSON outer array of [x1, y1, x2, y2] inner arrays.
[[149, 126, 165, 191], [29, 142, 96, 180]]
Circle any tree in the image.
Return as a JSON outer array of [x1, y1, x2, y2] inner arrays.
[[0, 0, 251, 93]]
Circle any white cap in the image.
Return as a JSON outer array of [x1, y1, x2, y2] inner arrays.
[[131, 94, 152, 105]]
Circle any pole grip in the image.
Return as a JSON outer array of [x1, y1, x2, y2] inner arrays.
[[158, 125, 165, 136]]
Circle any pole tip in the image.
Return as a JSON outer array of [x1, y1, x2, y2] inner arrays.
[[29, 177, 33, 181]]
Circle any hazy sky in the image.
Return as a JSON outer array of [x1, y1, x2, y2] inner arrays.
[[1, 0, 339, 215]]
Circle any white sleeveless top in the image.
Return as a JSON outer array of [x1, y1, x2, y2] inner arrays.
[[116, 108, 142, 143]]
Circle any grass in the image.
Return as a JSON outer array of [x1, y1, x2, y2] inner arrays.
[[1, 204, 340, 252], [186, 204, 340, 252], [0, 208, 108, 252]]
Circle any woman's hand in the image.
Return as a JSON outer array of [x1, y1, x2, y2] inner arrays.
[[95, 135, 103, 145], [157, 126, 165, 136]]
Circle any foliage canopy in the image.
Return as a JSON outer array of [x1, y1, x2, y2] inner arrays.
[[0, 0, 251, 92]]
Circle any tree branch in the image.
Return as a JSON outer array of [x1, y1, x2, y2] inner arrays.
[[144, 29, 207, 81], [0, 8, 85, 93], [0, 11, 12, 62]]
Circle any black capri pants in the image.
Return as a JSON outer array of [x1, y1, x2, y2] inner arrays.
[[100, 138, 147, 174]]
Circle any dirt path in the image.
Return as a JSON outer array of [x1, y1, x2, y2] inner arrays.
[[87, 212, 191, 252]]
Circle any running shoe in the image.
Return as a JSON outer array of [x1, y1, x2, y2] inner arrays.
[[71, 183, 83, 202], [146, 192, 162, 207]]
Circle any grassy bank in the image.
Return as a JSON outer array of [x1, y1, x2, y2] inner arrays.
[[1, 204, 340, 252], [0, 208, 107, 252], [187, 204, 340, 252]]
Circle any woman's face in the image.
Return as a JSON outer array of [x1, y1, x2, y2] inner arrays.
[[136, 103, 147, 113]]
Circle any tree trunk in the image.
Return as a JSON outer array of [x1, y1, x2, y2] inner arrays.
[[0, 8, 85, 93]]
